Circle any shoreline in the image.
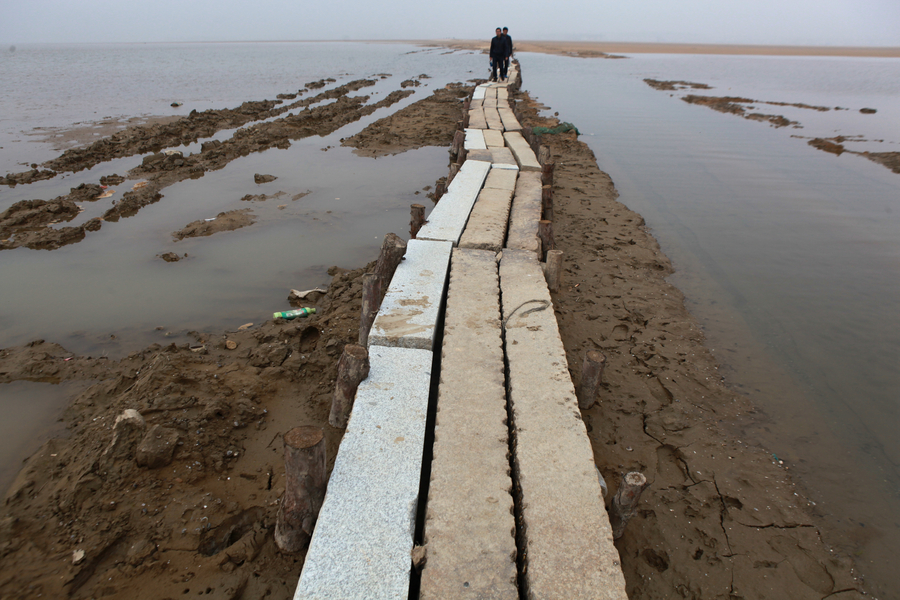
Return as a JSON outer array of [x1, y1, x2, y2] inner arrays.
[[408, 39, 900, 58]]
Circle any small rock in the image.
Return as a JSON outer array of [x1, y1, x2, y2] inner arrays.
[[411, 545, 427, 569], [225, 340, 238, 350], [288, 288, 327, 304], [860, 107, 877, 114], [136, 425, 180, 469], [237, 323, 253, 331], [254, 173, 276, 184], [72, 549, 85, 565], [171, 101, 183, 107], [158, 252, 181, 262], [101, 409, 146, 464]]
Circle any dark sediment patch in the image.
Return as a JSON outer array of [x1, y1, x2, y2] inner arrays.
[[681, 94, 800, 128], [644, 79, 712, 91], [808, 137, 847, 155], [858, 151, 900, 173], [172, 209, 256, 241], [342, 83, 473, 157]]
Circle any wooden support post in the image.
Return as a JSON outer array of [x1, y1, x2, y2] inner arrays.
[[463, 99, 471, 112], [541, 184, 553, 221], [448, 163, 459, 184], [541, 161, 555, 187], [578, 350, 606, 409], [538, 145, 551, 166], [433, 181, 446, 202], [274, 426, 327, 553], [457, 147, 468, 165], [410, 203, 426, 239], [450, 130, 464, 159], [462, 111, 470, 128], [538, 220, 554, 259], [358, 273, 382, 347], [373, 233, 407, 294], [544, 249, 563, 293], [329, 344, 370, 429], [609, 472, 649, 540], [456, 119, 464, 132]]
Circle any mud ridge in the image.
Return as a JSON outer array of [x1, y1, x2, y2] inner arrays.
[[0, 86, 414, 251]]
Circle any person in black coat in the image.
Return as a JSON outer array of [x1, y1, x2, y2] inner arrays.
[[489, 28, 506, 82], [502, 27, 513, 80]]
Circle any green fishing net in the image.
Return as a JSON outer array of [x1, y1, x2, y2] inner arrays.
[[531, 122, 580, 135]]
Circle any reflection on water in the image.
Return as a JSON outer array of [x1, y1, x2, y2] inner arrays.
[[521, 51, 900, 598]]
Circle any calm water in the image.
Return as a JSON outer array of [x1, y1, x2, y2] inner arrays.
[[0, 42, 483, 357], [521, 52, 900, 598], [1, 43, 899, 596]]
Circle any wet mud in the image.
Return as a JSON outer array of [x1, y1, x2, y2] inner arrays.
[[513, 91, 865, 600]]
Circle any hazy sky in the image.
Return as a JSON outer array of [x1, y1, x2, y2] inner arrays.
[[1, 0, 898, 46]]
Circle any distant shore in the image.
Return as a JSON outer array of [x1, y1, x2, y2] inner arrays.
[[414, 39, 900, 57]]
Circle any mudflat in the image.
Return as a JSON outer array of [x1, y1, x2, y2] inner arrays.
[[0, 63, 870, 599]]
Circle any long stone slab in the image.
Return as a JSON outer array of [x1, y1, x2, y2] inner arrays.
[[505, 171, 542, 257], [368, 239, 452, 350], [497, 88, 508, 100], [483, 168, 517, 192], [485, 107, 504, 131], [483, 97, 498, 108], [472, 86, 487, 101], [499, 250, 628, 600], [458, 188, 514, 253], [416, 160, 491, 246], [497, 108, 522, 132], [464, 128, 487, 150], [465, 149, 492, 164], [490, 147, 518, 170], [503, 131, 542, 171], [483, 128, 506, 148], [420, 248, 517, 600], [294, 345, 434, 600], [468, 108, 487, 130]]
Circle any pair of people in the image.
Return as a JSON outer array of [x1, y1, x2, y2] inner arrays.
[[489, 27, 513, 82]]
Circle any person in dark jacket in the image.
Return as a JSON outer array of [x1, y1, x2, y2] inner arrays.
[[502, 27, 513, 80], [489, 28, 506, 82]]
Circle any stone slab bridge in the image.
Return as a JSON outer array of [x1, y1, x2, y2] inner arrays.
[[292, 62, 629, 600]]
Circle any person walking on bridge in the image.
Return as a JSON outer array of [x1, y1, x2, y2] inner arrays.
[[489, 27, 507, 82], [502, 27, 513, 80]]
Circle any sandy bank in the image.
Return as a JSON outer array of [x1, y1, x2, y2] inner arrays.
[[419, 39, 900, 58]]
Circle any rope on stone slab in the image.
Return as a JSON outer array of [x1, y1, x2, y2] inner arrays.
[[502, 299, 551, 330]]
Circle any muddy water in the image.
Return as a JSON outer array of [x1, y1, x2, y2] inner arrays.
[[0, 43, 482, 357], [0, 42, 484, 499], [0, 381, 92, 492], [521, 52, 900, 598]]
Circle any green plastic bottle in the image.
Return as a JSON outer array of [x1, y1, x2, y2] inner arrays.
[[273, 307, 316, 320]]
